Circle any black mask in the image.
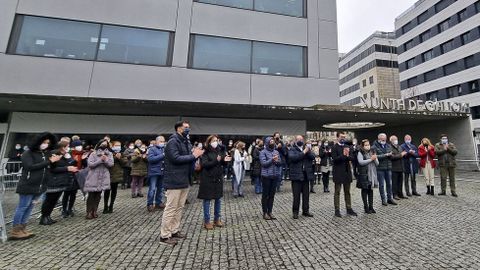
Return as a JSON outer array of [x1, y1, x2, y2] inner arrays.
[[269, 143, 275, 149], [296, 141, 304, 147]]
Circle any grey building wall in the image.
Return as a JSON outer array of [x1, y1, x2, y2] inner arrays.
[[0, 0, 340, 107]]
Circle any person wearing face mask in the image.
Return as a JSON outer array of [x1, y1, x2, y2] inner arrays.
[[233, 141, 248, 198], [320, 140, 332, 193], [225, 140, 235, 181], [288, 135, 315, 219], [251, 139, 264, 194], [435, 134, 458, 197], [401, 135, 420, 197], [356, 139, 379, 214], [418, 138, 436, 195], [273, 132, 288, 192], [60, 141, 81, 219], [259, 137, 282, 220], [161, 121, 204, 245], [331, 131, 357, 217], [390, 135, 408, 200], [104, 141, 126, 214], [130, 142, 148, 198], [372, 133, 397, 206], [10, 132, 60, 240], [71, 140, 85, 170], [121, 141, 136, 190], [7, 143, 24, 174], [198, 135, 232, 230], [146, 136, 167, 212], [41, 141, 79, 223], [84, 139, 114, 219]]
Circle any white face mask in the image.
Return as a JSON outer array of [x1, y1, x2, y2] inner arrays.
[[324, 143, 328, 147], [158, 143, 165, 148], [64, 153, 71, 159], [198, 143, 203, 149], [40, 143, 49, 150], [392, 140, 398, 145], [405, 140, 411, 144], [75, 146, 83, 151], [210, 142, 219, 149], [364, 146, 371, 151], [129, 145, 134, 150], [15, 145, 21, 150], [112, 146, 122, 152], [65, 147, 71, 152]]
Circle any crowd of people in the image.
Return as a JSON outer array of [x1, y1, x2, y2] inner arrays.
[[7, 120, 459, 246]]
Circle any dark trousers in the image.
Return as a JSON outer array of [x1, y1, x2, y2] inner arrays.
[[392, 171, 404, 197], [123, 167, 131, 188], [86, 192, 102, 213], [322, 171, 330, 190], [292, 179, 310, 214], [361, 187, 374, 210], [41, 192, 63, 216], [261, 177, 277, 214], [62, 189, 77, 212], [334, 182, 352, 211], [104, 183, 119, 209], [404, 173, 417, 195]]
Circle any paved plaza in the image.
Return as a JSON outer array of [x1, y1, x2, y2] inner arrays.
[[1, 172, 480, 270]]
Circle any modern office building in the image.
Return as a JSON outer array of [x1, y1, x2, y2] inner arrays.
[[395, 0, 480, 146], [0, 0, 340, 157], [339, 31, 400, 106]]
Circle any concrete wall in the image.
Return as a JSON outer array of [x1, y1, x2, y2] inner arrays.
[[0, 0, 340, 107]]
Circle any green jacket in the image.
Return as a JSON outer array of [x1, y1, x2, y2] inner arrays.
[[131, 150, 148, 177], [435, 143, 457, 168], [110, 153, 127, 183]]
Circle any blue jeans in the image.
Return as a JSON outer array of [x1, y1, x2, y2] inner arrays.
[[203, 199, 221, 223], [12, 194, 40, 226], [377, 170, 393, 202], [253, 175, 262, 194], [147, 175, 164, 206]]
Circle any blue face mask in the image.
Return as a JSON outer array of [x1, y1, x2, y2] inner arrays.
[[182, 128, 190, 137], [158, 143, 165, 148], [339, 139, 346, 145]]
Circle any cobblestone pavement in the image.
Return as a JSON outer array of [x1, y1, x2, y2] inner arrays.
[[1, 173, 480, 270]]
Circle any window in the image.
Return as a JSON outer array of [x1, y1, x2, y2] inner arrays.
[[461, 31, 472, 45], [369, 76, 374, 84], [458, 9, 468, 22], [10, 16, 100, 60], [426, 91, 438, 101], [441, 39, 454, 54], [196, 0, 253, 9], [189, 35, 306, 77], [97, 25, 171, 66], [465, 55, 476, 69], [407, 77, 417, 87], [423, 50, 434, 62], [370, 91, 375, 98], [195, 0, 305, 17], [477, 1, 480, 13], [362, 79, 367, 87], [424, 70, 436, 82], [443, 62, 457, 76], [435, 0, 449, 12], [404, 40, 414, 51], [406, 58, 416, 69], [252, 42, 305, 77], [254, 0, 304, 17], [469, 80, 479, 93], [438, 19, 450, 33], [420, 30, 431, 43], [472, 106, 480, 120], [417, 10, 429, 24], [363, 93, 368, 99], [402, 22, 414, 34], [189, 35, 251, 73], [447, 86, 460, 98]]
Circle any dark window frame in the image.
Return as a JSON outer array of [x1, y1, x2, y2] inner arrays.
[[193, 0, 307, 18]]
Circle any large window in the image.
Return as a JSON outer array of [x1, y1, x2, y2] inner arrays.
[[189, 35, 306, 77], [438, 19, 450, 33], [420, 30, 431, 43], [97, 25, 171, 66], [406, 58, 416, 69], [441, 40, 454, 54], [404, 40, 414, 51], [423, 50, 434, 62], [11, 16, 100, 60], [252, 42, 305, 77], [195, 0, 305, 17], [461, 31, 472, 45], [8, 15, 173, 66], [190, 35, 251, 73]]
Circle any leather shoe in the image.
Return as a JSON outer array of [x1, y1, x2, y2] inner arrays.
[[387, 200, 398, 205], [293, 213, 299, 219], [334, 210, 342, 217], [302, 212, 314, 217]]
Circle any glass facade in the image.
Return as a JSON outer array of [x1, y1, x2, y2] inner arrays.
[[195, 0, 305, 17]]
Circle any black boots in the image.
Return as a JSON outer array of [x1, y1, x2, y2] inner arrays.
[[39, 215, 56, 225], [426, 186, 435, 196]]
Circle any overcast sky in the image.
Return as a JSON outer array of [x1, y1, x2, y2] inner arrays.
[[337, 0, 418, 53]]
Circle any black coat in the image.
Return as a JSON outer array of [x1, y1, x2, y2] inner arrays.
[[319, 146, 332, 166], [16, 150, 52, 195], [251, 147, 262, 177], [49, 156, 78, 192], [198, 147, 225, 200], [163, 133, 195, 190], [331, 144, 355, 184], [288, 146, 315, 181], [390, 144, 404, 173]]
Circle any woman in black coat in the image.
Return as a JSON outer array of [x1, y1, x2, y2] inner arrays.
[[198, 135, 232, 230], [10, 132, 60, 240], [40, 141, 79, 225]]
